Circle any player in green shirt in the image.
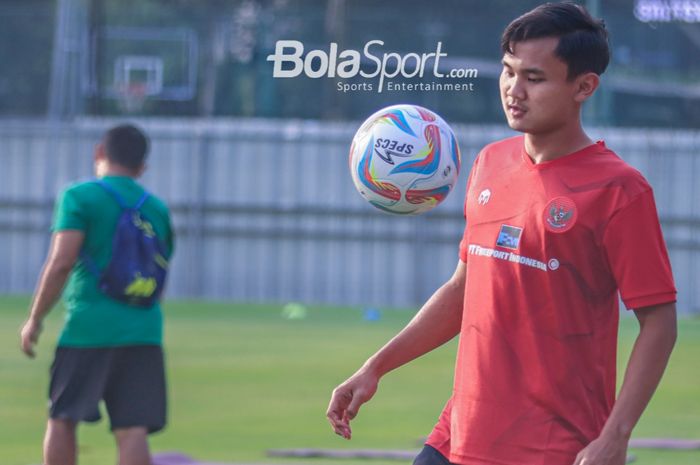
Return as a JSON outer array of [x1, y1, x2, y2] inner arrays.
[[20, 124, 174, 465]]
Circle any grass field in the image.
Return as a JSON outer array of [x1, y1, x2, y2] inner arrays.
[[1, 295, 699, 465]]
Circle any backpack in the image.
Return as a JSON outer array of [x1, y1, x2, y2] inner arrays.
[[81, 180, 169, 308]]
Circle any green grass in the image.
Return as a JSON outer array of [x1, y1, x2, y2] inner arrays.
[[1, 295, 699, 465]]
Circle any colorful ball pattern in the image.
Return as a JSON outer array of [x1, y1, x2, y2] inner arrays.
[[349, 104, 462, 215]]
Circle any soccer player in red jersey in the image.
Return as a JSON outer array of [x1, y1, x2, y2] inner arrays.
[[327, 3, 677, 465]]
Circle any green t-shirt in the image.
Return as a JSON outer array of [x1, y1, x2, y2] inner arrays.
[[52, 176, 174, 347]]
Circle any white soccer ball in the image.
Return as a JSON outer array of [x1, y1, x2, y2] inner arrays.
[[349, 104, 461, 215]]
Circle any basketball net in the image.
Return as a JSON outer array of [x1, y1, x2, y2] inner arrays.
[[117, 82, 148, 114]]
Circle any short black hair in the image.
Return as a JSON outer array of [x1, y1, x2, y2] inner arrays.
[[501, 2, 610, 79], [103, 124, 149, 171]]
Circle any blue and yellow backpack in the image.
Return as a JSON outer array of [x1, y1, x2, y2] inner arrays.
[[81, 180, 168, 307]]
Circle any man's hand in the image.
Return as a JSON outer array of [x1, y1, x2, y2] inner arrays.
[[20, 317, 43, 358], [573, 302, 676, 465], [20, 230, 83, 359], [325, 262, 465, 440], [326, 368, 379, 439], [573, 433, 628, 465]]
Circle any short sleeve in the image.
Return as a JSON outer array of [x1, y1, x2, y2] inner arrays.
[[52, 187, 88, 232], [458, 220, 470, 262], [458, 154, 480, 262], [603, 189, 676, 310]]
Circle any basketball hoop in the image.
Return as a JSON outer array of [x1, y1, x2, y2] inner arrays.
[[117, 82, 148, 114]]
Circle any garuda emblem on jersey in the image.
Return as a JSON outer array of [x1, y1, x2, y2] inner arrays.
[[544, 197, 577, 233]]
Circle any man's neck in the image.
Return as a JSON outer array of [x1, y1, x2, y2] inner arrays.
[[99, 166, 138, 178], [524, 123, 594, 164]]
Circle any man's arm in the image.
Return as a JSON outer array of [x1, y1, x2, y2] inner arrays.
[[20, 230, 84, 358], [326, 260, 466, 439], [573, 301, 677, 465]]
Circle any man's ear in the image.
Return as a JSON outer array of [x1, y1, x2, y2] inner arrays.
[[573, 72, 600, 103], [94, 143, 108, 177]]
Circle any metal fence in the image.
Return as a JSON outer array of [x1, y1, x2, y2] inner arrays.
[[1, 118, 698, 313]]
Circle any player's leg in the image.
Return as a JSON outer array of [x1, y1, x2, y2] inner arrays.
[[46, 347, 110, 465], [413, 445, 457, 465], [114, 426, 150, 465], [44, 418, 76, 465], [105, 345, 167, 465]]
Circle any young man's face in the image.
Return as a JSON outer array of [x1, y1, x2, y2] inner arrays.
[[499, 37, 582, 135]]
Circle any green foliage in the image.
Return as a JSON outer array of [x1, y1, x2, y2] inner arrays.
[[1, 296, 699, 465]]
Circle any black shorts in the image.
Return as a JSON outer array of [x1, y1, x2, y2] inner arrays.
[[49, 345, 166, 433], [413, 445, 458, 465]]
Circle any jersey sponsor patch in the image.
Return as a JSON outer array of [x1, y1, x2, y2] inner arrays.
[[496, 224, 523, 250], [468, 243, 548, 272], [544, 196, 578, 233]]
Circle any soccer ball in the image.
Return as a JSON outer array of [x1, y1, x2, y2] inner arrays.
[[348, 104, 461, 215]]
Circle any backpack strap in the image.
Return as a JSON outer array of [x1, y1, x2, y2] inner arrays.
[[96, 180, 150, 210], [133, 192, 150, 209], [80, 181, 151, 277], [96, 180, 128, 209]]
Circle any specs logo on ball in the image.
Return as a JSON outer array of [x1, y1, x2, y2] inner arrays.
[[374, 138, 414, 165]]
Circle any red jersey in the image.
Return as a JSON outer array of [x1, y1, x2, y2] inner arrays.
[[426, 136, 676, 465]]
